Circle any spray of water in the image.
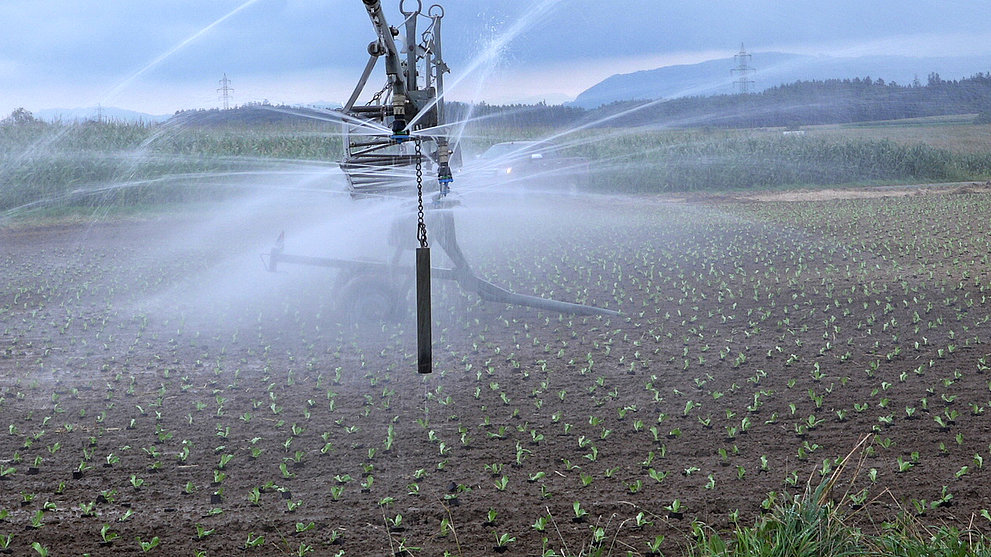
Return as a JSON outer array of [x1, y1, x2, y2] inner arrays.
[[2, 0, 940, 349], [405, 0, 565, 132], [102, 0, 265, 105]]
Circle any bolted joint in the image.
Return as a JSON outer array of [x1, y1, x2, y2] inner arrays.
[[391, 94, 409, 142], [367, 41, 385, 57]]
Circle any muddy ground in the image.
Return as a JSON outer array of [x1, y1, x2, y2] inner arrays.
[[2, 187, 991, 556]]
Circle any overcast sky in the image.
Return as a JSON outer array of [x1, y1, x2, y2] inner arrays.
[[2, 0, 990, 116]]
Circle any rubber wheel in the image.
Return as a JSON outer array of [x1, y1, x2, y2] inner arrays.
[[336, 275, 404, 324]]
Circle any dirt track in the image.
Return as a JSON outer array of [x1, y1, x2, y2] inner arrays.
[[684, 181, 991, 204]]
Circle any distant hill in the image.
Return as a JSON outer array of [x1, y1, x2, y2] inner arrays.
[[572, 53, 991, 108], [35, 106, 170, 124]]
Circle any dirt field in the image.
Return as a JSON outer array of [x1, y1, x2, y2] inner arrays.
[[2, 187, 991, 556]]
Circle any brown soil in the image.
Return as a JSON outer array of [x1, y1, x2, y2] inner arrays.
[[677, 181, 991, 204], [2, 188, 991, 555]]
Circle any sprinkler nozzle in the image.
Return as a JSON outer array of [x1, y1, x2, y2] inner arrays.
[[390, 118, 410, 142], [437, 162, 453, 184], [436, 162, 453, 197]]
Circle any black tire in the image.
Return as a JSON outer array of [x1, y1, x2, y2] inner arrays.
[[335, 274, 404, 325]]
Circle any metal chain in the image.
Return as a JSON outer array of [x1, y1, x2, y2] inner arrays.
[[367, 82, 390, 106], [415, 138, 428, 248]]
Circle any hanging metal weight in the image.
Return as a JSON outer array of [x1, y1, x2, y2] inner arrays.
[[416, 247, 431, 374], [414, 139, 432, 374]]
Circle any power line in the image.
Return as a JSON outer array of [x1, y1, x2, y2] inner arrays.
[[217, 74, 234, 110], [731, 44, 755, 94]]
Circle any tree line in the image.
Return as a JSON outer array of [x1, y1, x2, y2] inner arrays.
[[450, 71, 991, 130], [25, 69, 989, 131]]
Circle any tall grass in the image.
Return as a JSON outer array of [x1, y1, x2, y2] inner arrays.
[[689, 488, 991, 557], [569, 133, 991, 192], [4, 118, 991, 217], [688, 437, 991, 557], [0, 119, 343, 216]]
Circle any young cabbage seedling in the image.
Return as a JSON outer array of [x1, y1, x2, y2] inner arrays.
[[493, 532, 516, 552], [137, 536, 160, 552], [646, 534, 665, 555], [572, 501, 588, 522], [100, 524, 119, 544], [244, 532, 265, 548]]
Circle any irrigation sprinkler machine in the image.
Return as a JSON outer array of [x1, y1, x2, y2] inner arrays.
[[265, 0, 616, 373]]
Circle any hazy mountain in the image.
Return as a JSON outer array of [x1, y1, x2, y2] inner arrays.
[[36, 106, 170, 123], [571, 53, 991, 108]]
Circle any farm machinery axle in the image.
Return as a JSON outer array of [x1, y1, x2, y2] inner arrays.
[[265, 209, 619, 320]]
